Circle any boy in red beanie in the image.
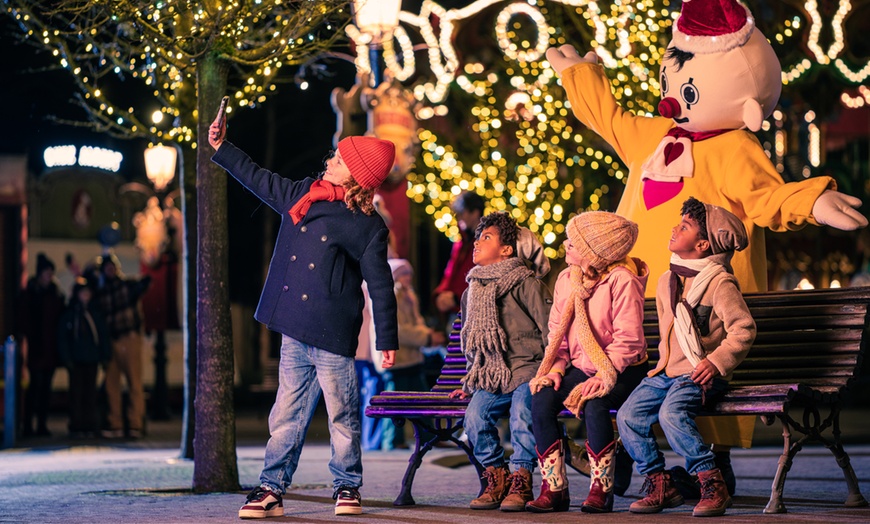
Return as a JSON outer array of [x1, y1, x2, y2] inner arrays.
[[209, 111, 398, 519]]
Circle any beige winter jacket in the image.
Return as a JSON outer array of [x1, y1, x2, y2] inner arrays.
[[651, 271, 756, 380]]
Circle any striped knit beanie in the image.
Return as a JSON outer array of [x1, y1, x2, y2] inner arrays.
[[566, 212, 638, 271], [337, 136, 396, 189]]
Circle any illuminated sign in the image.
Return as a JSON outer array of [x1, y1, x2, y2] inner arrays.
[[43, 145, 124, 173]]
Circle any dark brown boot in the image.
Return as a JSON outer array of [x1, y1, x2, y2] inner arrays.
[[500, 467, 533, 511], [693, 468, 732, 517], [629, 470, 685, 514], [470, 465, 510, 510], [526, 440, 570, 513], [581, 440, 615, 513]]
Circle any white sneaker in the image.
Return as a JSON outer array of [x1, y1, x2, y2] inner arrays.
[[334, 486, 362, 515], [239, 486, 283, 519]]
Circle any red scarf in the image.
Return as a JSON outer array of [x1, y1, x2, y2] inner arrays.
[[288, 180, 346, 224]]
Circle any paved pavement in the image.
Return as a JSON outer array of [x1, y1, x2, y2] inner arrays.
[[2, 408, 870, 523]]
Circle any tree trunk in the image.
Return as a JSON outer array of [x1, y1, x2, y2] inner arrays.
[[192, 53, 239, 493]]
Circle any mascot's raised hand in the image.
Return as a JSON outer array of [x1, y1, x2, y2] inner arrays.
[[546, 45, 597, 75]]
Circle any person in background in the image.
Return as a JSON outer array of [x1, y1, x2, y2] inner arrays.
[[57, 277, 111, 439], [381, 258, 446, 449], [433, 191, 485, 322], [56, 252, 82, 297], [17, 253, 66, 437], [96, 255, 151, 439]]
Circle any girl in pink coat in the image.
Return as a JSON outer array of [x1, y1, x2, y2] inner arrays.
[[528, 211, 649, 513]]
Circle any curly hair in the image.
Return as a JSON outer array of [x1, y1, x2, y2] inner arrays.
[[342, 177, 375, 215], [680, 196, 708, 241], [475, 211, 519, 257]]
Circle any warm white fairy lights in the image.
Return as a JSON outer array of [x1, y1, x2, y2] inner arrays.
[[841, 86, 870, 108], [7, 0, 348, 147], [782, 1, 869, 84], [394, 0, 669, 254]]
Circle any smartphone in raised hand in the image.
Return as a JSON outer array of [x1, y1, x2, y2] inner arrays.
[[217, 95, 229, 126]]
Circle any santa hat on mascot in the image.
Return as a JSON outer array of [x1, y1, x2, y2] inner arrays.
[[665, 0, 781, 131]]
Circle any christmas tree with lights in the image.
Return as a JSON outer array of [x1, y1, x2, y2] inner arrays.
[[408, 0, 675, 259]]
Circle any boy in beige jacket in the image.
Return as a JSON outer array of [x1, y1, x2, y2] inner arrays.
[[616, 197, 756, 517]]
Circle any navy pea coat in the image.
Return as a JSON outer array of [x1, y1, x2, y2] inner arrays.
[[212, 142, 398, 357]]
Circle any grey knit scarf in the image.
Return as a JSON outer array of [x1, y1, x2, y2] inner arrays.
[[461, 257, 533, 393]]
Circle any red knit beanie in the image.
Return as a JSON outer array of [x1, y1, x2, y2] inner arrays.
[[337, 136, 396, 189]]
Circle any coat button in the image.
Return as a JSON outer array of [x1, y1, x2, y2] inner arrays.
[[301, 226, 307, 232], [301, 294, 309, 301], [282, 285, 289, 292], [321, 235, 327, 242], [290, 255, 297, 262], [308, 263, 315, 270]]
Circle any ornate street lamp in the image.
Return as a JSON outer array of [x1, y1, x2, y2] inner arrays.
[[141, 143, 180, 420], [143, 144, 177, 192], [350, 0, 401, 85]]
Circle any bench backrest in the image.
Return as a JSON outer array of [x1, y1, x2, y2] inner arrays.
[[432, 287, 870, 400]]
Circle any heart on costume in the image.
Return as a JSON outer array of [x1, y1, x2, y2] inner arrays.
[[664, 142, 684, 166], [643, 179, 684, 210]]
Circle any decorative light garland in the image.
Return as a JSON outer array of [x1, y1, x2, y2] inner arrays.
[[383, 0, 670, 255], [6, 0, 348, 147]]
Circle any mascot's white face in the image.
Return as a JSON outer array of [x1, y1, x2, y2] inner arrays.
[[658, 28, 782, 133]]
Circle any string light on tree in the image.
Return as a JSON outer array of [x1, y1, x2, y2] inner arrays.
[[5, 0, 349, 147]]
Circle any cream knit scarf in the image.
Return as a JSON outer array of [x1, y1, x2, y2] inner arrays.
[[669, 253, 724, 367], [461, 257, 533, 393], [530, 258, 636, 416]]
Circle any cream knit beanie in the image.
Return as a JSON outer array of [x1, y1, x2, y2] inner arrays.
[[566, 211, 639, 271]]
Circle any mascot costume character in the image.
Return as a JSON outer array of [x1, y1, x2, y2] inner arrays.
[[546, 0, 867, 494]]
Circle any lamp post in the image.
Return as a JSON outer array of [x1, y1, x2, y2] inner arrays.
[[350, 0, 401, 85], [142, 143, 178, 420]]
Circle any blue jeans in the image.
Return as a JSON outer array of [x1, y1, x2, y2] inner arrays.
[[616, 374, 727, 476], [260, 336, 362, 493], [464, 383, 536, 472]]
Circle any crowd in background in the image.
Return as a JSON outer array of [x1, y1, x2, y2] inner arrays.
[[15, 251, 151, 440]]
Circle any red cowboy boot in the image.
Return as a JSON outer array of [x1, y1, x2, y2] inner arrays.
[[581, 440, 616, 513], [525, 440, 570, 512]]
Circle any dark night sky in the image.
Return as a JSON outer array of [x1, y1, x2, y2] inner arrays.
[[0, 16, 356, 181]]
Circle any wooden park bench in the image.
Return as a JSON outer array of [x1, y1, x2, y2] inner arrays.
[[365, 286, 870, 513]]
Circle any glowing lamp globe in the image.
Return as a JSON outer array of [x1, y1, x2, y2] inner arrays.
[[144, 144, 177, 192], [351, 0, 401, 44]]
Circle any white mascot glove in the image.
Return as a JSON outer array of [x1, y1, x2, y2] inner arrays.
[[812, 190, 868, 230], [546, 45, 598, 76]]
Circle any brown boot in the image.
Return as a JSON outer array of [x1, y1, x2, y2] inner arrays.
[[693, 468, 732, 517], [470, 465, 510, 510], [500, 467, 533, 511], [581, 440, 615, 513], [629, 470, 685, 513], [525, 441, 570, 512]]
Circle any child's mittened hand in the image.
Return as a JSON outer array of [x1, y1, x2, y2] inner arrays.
[[448, 389, 468, 399]]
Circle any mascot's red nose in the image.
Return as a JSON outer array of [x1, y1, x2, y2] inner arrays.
[[658, 97, 680, 118]]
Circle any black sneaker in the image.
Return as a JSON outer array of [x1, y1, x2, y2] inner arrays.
[[239, 486, 283, 519], [333, 486, 362, 515]]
